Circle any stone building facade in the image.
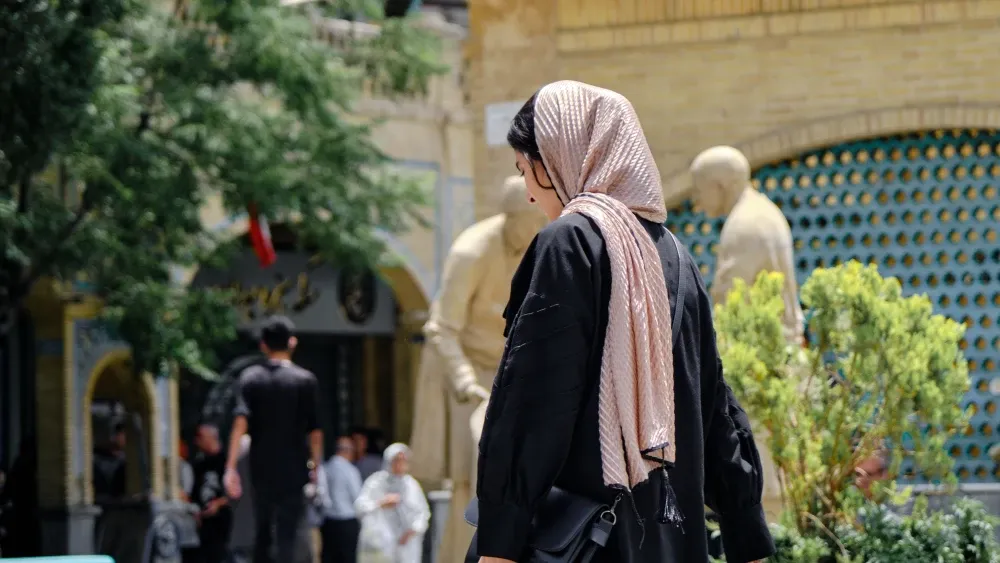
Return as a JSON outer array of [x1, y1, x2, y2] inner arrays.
[[466, 0, 1000, 498], [16, 8, 475, 556], [468, 0, 1000, 211]]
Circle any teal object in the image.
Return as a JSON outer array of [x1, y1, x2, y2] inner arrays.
[[2, 558, 114, 563], [666, 129, 1000, 484]]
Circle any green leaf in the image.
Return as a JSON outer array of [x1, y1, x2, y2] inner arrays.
[[0, 0, 446, 378]]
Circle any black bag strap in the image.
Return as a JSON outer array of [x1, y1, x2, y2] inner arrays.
[[668, 230, 689, 344]]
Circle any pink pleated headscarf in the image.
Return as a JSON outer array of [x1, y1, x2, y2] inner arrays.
[[534, 80, 675, 489]]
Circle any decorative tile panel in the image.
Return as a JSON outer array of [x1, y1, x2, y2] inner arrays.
[[667, 129, 1000, 484]]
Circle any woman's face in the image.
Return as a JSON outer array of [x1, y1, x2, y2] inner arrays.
[[390, 452, 409, 476], [515, 152, 564, 221]]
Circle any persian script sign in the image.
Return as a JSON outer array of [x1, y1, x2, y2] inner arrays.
[[191, 249, 396, 334], [229, 268, 322, 323]]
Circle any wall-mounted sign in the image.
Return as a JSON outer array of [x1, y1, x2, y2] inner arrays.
[[191, 250, 396, 335], [228, 255, 323, 322], [484, 101, 526, 147]]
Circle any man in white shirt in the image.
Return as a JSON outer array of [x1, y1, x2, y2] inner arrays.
[[322, 435, 363, 563]]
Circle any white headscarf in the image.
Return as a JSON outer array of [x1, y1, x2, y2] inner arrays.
[[382, 442, 411, 470]]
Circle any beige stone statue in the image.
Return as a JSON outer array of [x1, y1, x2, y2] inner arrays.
[[690, 145, 805, 522], [409, 175, 546, 563]]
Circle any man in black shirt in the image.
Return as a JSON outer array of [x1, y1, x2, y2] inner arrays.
[[191, 423, 231, 563], [223, 316, 323, 563]]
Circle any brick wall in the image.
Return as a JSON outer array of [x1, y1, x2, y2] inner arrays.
[[467, 0, 558, 219], [25, 282, 71, 508], [468, 0, 1000, 214]]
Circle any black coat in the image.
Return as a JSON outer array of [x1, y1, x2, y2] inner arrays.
[[474, 213, 775, 563]]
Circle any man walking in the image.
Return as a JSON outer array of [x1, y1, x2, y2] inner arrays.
[[224, 316, 323, 563], [321, 436, 363, 563]]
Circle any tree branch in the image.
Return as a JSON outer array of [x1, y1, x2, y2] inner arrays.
[[16, 197, 94, 297]]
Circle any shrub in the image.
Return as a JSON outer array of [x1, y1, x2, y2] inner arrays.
[[734, 497, 1000, 563], [835, 496, 1000, 563], [713, 261, 970, 535]]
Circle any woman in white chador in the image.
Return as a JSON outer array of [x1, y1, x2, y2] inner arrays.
[[355, 443, 430, 563]]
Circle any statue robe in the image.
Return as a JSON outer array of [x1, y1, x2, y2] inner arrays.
[[711, 188, 804, 521], [408, 213, 527, 563]]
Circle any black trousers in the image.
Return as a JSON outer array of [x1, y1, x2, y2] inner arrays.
[[196, 539, 231, 563], [252, 491, 308, 563], [321, 518, 360, 563]]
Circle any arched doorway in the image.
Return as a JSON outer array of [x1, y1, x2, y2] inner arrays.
[[84, 351, 160, 563], [182, 223, 431, 459], [84, 351, 158, 503], [667, 129, 1000, 485]]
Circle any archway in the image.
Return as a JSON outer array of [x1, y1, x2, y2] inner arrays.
[[180, 221, 432, 455], [83, 350, 159, 504], [666, 128, 1000, 486]]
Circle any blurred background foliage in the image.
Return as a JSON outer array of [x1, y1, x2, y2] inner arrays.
[[0, 0, 446, 378]]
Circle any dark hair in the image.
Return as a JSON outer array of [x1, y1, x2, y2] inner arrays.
[[507, 93, 555, 192], [507, 93, 542, 162], [259, 315, 295, 351]]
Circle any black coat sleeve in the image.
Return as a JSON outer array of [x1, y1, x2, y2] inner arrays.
[[698, 274, 775, 562], [475, 219, 598, 561]]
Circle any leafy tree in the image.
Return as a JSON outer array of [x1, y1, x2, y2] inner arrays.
[[0, 0, 445, 377], [713, 261, 970, 535]]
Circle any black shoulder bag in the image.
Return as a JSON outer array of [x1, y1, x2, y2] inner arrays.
[[463, 230, 691, 563]]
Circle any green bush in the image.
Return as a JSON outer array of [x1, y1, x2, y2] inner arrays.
[[835, 496, 1000, 563], [745, 496, 1000, 563], [713, 261, 970, 535]]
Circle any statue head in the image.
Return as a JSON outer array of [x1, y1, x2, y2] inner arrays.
[[500, 175, 546, 251], [690, 146, 751, 218]]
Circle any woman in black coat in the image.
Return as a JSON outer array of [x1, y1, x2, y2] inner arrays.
[[471, 81, 776, 563]]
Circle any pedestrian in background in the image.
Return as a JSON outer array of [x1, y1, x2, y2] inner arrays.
[[191, 423, 232, 563], [351, 427, 382, 482], [322, 435, 363, 563], [355, 443, 429, 563], [224, 315, 324, 563]]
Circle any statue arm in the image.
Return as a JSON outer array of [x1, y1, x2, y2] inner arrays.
[[423, 246, 486, 401]]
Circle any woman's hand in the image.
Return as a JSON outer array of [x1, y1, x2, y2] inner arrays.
[[379, 493, 402, 508], [399, 529, 416, 545]]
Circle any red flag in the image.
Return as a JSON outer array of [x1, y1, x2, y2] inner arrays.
[[247, 203, 276, 268]]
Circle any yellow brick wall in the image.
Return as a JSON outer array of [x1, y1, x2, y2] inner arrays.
[[467, 0, 558, 220], [468, 0, 1000, 214], [557, 0, 918, 29], [26, 282, 72, 508]]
